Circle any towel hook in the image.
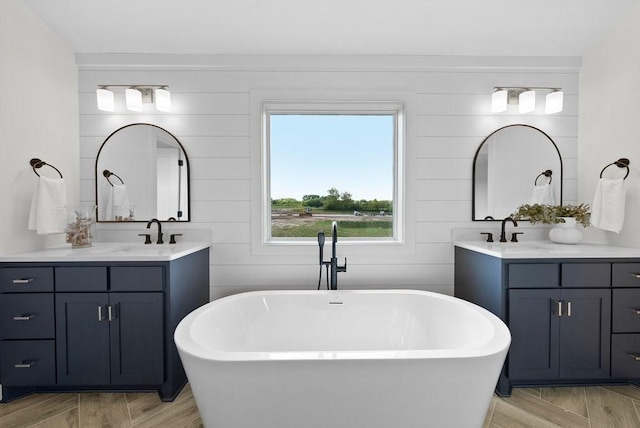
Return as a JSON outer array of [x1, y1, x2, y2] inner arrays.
[[534, 170, 553, 185], [103, 169, 125, 186], [600, 158, 630, 180], [30, 158, 63, 178]]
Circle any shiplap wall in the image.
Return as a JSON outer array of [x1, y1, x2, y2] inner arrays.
[[77, 55, 580, 300]]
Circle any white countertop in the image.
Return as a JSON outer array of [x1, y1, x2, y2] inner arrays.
[[455, 240, 640, 259], [0, 242, 211, 262]]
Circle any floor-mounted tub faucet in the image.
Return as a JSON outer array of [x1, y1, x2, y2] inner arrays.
[[146, 218, 164, 244], [330, 221, 347, 290]]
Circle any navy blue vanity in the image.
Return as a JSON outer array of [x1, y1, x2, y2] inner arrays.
[[0, 242, 210, 402], [455, 241, 640, 396]]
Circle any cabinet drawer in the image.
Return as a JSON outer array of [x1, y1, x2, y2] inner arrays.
[[612, 334, 640, 378], [562, 263, 611, 287], [0, 267, 53, 293], [508, 264, 559, 288], [613, 289, 640, 333], [56, 267, 107, 291], [0, 294, 55, 339], [111, 267, 164, 291], [613, 263, 640, 287], [0, 340, 55, 386]]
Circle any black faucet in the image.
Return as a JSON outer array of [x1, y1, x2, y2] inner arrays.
[[329, 221, 347, 290], [146, 218, 164, 244], [500, 217, 518, 242]]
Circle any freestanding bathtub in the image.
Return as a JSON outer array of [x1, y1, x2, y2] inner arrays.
[[175, 289, 510, 428]]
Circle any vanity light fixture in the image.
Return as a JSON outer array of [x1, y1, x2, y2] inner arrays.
[[519, 90, 536, 114], [96, 85, 172, 112], [125, 88, 143, 112], [491, 87, 563, 114], [545, 90, 564, 114], [96, 87, 115, 112], [155, 87, 171, 112], [491, 89, 508, 113]]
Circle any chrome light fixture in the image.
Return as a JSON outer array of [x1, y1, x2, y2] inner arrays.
[[96, 85, 172, 112], [545, 90, 564, 114], [491, 87, 563, 114], [491, 89, 508, 113], [96, 86, 115, 112], [155, 87, 171, 112], [519, 90, 536, 113], [125, 88, 143, 111]]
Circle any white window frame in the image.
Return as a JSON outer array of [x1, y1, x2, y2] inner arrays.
[[258, 98, 406, 245]]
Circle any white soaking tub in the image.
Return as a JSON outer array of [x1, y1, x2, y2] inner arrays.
[[175, 289, 510, 428]]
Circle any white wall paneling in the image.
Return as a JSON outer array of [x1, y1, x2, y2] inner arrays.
[[79, 55, 579, 298]]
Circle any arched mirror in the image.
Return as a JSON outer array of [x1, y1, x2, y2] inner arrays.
[[95, 123, 190, 222], [472, 124, 562, 221]]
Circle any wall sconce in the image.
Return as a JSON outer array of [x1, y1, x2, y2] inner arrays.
[[491, 87, 563, 114], [96, 85, 171, 112]]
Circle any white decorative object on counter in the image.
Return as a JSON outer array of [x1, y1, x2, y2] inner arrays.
[[549, 217, 583, 244]]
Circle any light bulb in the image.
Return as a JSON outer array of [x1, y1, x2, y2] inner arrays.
[[96, 87, 115, 112], [545, 90, 563, 114], [155, 87, 171, 112], [519, 90, 536, 113], [125, 88, 143, 111], [491, 89, 508, 113]]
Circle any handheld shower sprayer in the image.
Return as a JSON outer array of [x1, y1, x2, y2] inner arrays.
[[317, 232, 325, 266]]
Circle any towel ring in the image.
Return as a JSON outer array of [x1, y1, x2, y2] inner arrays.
[[103, 170, 124, 186], [535, 170, 553, 185], [600, 158, 630, 180], [30, 158, 63, 178]]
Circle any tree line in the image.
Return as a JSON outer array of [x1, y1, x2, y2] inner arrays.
[[272, 187, 392, 213]]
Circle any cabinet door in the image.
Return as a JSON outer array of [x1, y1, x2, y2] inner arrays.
[[559, 289, 611, 379], [109, 293, 164, 385], [56, 293, 110, 385], [508, 289, 560, 380]]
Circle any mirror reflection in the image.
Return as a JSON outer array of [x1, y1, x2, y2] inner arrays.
[[472, 124, 562, 221], [95, 123, 190, 222]]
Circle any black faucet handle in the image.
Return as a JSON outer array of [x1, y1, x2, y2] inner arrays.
[[169, 233, 182, 244], [480, 232, 494, 242], [511, 232, 524, 243], [157, 233, 164, 245], [138, 234, 152, 245]]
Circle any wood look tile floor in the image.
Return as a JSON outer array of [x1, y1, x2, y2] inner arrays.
[[2, 384, 640, 427]]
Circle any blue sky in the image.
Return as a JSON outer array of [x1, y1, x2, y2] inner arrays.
[[270, 114, 394, 201]]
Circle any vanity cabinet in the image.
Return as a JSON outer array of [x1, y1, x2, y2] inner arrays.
[[0, 247, 209, 402], [455, 246, 639, 396]]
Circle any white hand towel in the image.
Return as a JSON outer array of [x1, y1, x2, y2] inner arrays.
[[28, 176, 67, 234], [530, 183, 555, 205], [591, 178, 626, 233], [106, 184, 130, 220]]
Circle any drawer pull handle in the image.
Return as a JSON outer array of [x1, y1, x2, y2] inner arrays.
[[12, 278, 34, 284], [14, 360, 37, 368], [630, 274, 640, 279], [98, 305, 104, 321], [566, 301, 572, 317], [13, 314, 35, 321]]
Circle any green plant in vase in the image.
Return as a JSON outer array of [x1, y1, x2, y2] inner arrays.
[[511, 203, 591, 244]]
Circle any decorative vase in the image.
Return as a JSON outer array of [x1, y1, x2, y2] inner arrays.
[[66, 205, 96, 248], [549, 217, 583, 245]]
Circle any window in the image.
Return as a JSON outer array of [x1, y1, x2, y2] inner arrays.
[[263, 101, 404, 242]]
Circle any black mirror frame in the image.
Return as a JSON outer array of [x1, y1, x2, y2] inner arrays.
[[94, 123, 191, 223], [471, 123, 563, 221]]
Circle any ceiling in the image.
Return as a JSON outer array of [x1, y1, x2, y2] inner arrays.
[[23, 0, 638, 57]]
